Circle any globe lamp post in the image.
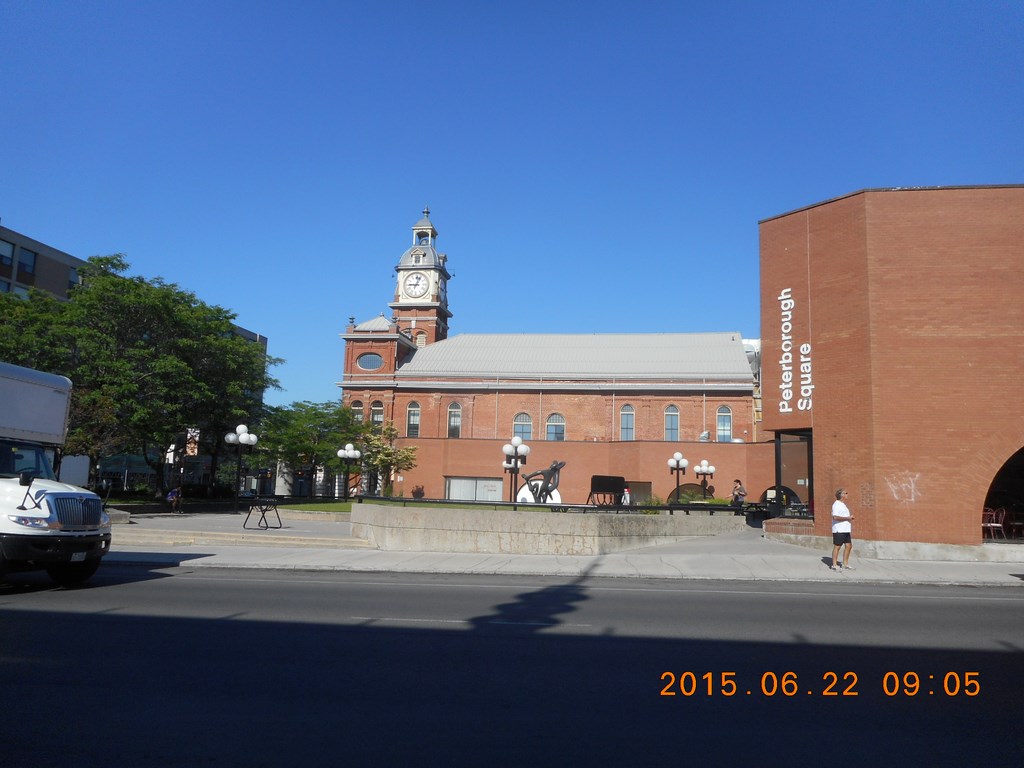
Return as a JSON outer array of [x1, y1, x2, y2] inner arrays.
[[667, 452, 688, 505], [694, 459, 716, 500], [336, 443, 362, 501], [224, 424, 258, 513], [502, 436, 531, 503]]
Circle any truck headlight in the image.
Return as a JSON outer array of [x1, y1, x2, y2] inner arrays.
[[8, 515, 59, 529]]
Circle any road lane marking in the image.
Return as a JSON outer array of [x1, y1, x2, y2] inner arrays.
[[351, 616, 593, 628], [174, 573, 1024, 603]]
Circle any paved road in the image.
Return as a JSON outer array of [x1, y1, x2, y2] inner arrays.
[[1, 566, 1022, 767]]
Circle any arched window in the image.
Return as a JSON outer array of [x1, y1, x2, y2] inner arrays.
[[351, 401, 364, 423], [406, 401, 420, 438], [546, 413, 565, 441], [664, 405, 679, 441], [370, 401, 384, 429], [513, 412, 532, 441], [716, 406, 733, 442], [447, 403, 462, 438], [619, 404, 635, 441]]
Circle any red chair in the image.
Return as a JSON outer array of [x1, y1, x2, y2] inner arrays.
[[982, 507, 1006, 540]]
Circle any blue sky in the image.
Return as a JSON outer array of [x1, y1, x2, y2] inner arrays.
[[2, 1, 1021, 407]]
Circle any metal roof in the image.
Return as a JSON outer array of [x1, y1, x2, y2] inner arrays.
[[396, 243, 445, 269], [355, 315, 391, 332], [394, 332, 753, 382]]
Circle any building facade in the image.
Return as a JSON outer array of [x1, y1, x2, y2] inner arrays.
[[759, 185, 1024, 549], [1, 224, 83, 299], [341, 209, 769, 504]]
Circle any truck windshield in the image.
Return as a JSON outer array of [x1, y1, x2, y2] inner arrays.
[[0, 439, 58, 481]]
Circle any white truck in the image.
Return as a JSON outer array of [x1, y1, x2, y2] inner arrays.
[[0, 361, 110, 585]]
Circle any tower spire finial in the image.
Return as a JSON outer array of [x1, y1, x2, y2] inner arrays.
[[422, 205, 430, 218]]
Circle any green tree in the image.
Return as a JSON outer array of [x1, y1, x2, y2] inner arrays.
[[261, 401, 365, 496], [362, 422, 417, 496], [0, 286, 72, 373], [0, 255, 279, 491]]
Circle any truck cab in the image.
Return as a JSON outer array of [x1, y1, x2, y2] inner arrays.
[[0, 362, 111, 586]]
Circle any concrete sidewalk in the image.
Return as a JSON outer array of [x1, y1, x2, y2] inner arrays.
[[106, 510, 1024, 587]]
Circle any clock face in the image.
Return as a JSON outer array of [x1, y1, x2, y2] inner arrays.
[[404, 272, 429, 298]]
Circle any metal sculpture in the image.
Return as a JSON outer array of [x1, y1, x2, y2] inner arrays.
[[519, 460, 566, 504]]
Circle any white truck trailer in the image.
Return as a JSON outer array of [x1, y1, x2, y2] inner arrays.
[[0, 361, 110, 585]]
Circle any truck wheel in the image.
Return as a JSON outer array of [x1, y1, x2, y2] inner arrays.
[[45, 559, 101, 587]]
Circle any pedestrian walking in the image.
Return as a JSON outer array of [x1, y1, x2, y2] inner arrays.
[[731, 479, 747, 507], [830, 488, 854, 570]]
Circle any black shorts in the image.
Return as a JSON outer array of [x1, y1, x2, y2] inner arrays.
[[832, 532, 852, 546]]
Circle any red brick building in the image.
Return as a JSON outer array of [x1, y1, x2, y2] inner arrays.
[[341, 209, 767, 504], [759, 186, 1024, 550]]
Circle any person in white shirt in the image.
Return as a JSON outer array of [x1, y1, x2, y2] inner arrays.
[[830, 488, 854, 571]]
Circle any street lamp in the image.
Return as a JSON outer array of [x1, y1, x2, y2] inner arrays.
[[502, 436, 531, 502], [336, 443, 362, 500], [224, 424, 258, 513], [667, 451, 688, 504], [694, 459, 716, 499]]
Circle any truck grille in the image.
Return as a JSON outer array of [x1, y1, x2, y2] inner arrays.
[[49, 496, 104, 529]]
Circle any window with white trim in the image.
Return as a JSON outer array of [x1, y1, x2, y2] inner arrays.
[[716, 406, 733, 442]]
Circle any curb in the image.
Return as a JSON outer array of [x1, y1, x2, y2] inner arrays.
[[97, 552, 1024, 587], [111, 529, 373, 549]]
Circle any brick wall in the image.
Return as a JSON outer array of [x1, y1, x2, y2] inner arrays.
[[393, 435, 775, 507], [760, 187, 1024, 545], [370, 389, 754, 444]]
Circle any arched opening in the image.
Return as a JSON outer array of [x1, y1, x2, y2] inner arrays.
[[983, 446, 1024, 540], [668, 482, 715, 503]]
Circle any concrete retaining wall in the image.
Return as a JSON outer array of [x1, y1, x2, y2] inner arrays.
[[351, 504, 748, 555]]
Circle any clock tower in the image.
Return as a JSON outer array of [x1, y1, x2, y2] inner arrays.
[[389, 206, 452, 346]]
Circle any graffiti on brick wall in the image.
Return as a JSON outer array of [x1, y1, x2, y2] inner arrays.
[[884, 472, 921, 503]]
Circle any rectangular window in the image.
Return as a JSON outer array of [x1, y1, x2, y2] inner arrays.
[[620, 411, 634, 441], [0, 239, 13, 266], [717, 408, 733, 442], [448, 408, 462, 438], [446, 476, 504, 502], [407, 409, 420, 438], [665, 413, 679, 441], [546, 423, 564, 441], [0, 279, 10, 293], [17, 248, 37, 275]]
